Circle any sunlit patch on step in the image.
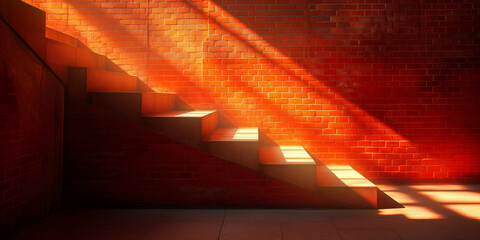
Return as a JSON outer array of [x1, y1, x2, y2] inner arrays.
[[325, 165, 375, 187], [204, 128, 258, 141], [260, 146, 315, 165], [150, 110, 216, 118], [233, 128, 258, 140], [280, 146, 314, 163]]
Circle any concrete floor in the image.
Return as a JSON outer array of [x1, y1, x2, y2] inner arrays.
[[11, 185, 480, 240]]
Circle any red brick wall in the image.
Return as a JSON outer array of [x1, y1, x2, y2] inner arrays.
[[63, 104, 338, 208], [23, 0, 480, 181], [0, 19, 64, 238]]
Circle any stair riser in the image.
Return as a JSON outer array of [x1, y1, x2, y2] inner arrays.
[[204, 141, 259, 171], [261, 165, 317, 191], [46, 39, 108, 70], [141, 93, 176, 116], [202, 112, 218, 137], [86, 69, 137, 92], [89, 92, 143, 124], [77, 48, 106, 70], [66, 67, 139, 103], [44, 37, 125, 73], [46, 27, 78, 48], [46, 39, 75, 66], [67, 67, 88, 104], [316, 165, 378, 208], [258, 131, 277, 146], [3, 0, 384, 209], [146, 112, 218, 148]]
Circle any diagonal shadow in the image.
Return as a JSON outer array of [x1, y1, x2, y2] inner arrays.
[[207, 0, 480, 179], [43, 0, 458, 182], [59, 0, 379, 161]]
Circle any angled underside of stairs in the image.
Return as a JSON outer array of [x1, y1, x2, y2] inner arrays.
[[1, 0, 381, 208]]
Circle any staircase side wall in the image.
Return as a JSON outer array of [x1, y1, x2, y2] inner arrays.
[[63, 104, 337, 208], [0, 19, 64, 238]]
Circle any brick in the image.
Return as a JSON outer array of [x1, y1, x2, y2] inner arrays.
[[15, 0, 480, 191], [1, 15, 63, 237]]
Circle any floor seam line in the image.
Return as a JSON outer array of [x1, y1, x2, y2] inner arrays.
[[217, 210, 226, 240]]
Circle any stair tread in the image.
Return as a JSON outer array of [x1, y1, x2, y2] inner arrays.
[[204, 128, 258, 142], [144, 110, 216, 118], [90, 91, 140, 94], [323, 165, 376, 187], [141, 92, 177, 117], [87, 68, 136, 78], [46, 37, 91, 52], [259, 146, 315, 165], [46, 38, 108, 70], [46, 27, 79, 47]]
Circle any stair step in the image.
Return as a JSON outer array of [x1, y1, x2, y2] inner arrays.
[[316, 165, 377, 208], [144, 110, 218, 148], [44, 37, 127, 83], [89, 92, 178, 124], [45, 38, 106, 69], [87, 68, 137, 92], [46, 34, 123, 73], [141, 92, 176, 116], [4, 0, 385, 209], [203, 128, 258, 142], [259, 146, 315, 165], [203, 128, 259, 170], [318, 165, 376, 187], [145, 110, 216, 118], [89, 92, 143, 124], [46, 27, 82, 48], [259, 146, 317, 191]]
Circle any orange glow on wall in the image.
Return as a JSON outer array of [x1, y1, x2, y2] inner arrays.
[[22, 0, 480, 181]]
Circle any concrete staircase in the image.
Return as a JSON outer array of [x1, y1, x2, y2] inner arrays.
[[1, 0, 379, 208]]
